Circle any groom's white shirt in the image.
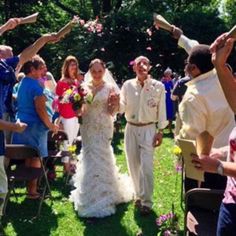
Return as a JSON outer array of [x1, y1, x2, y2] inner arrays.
[[119, 75, 167, 130]]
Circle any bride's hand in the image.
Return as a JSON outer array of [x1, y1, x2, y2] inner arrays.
[[77, 104, 88, 116], [108, 90, 120, 115]]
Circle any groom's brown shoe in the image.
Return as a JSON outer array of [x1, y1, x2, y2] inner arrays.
[[134, 199, 141, 209], [140, 205, 151, 216]]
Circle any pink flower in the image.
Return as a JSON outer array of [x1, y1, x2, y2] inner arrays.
[[156, 219, 162, 226], [87, 26, 94, 32], [79, 19, 85, 26], [129, 60, 135, 66], [164, 230, 171, 236], [146, 28, 153, 36], [100, 48, 105, 51], [175, 164, 182, 173], [146, 46, 152, 51], [230, 139, 236, 151], [96, 23, 103, 33]]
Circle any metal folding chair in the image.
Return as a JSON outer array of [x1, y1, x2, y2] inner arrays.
[[3, 144, 52, 217], [184, 188, 224, 236]]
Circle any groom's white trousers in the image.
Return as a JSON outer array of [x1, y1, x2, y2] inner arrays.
[[124, 123, 156, 208]]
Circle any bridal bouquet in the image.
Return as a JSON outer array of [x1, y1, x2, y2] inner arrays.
[[60, 84, 93, 112]]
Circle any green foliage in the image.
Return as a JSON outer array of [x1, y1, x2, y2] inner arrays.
[[221, 0, 236, 28], [0, 0, 236, 80]]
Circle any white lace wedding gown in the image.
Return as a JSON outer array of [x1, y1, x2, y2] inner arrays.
[[70, 82, 134, 218]]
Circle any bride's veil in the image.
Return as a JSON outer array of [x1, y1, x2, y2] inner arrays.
[[84, 69, 120, 94]]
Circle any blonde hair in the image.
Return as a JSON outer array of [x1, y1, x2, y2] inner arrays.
[[61, 55, 79, 79]]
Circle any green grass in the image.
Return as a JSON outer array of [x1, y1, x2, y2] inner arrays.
[[2, 130, 184, 236]]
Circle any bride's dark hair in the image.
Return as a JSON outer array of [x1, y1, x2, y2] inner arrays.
[[89, 58, 106, 69]]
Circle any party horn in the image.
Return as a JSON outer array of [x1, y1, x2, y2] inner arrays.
[[153, 13, 173, 32], [56, 16, 79, 39], [226, 25, 236, 39], [20, 12, 39, 25]]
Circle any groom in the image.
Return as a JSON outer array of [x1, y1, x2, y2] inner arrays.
[[119, 56, 167, 215]]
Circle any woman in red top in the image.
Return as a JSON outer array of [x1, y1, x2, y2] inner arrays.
[[56, 56, 83, 173]]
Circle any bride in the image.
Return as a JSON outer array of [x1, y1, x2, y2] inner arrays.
[[70, 58, 134, 218]]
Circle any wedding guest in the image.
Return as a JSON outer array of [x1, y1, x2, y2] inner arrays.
[[0, 117, 26, 218], [56, 56, 83, 174], [39, 71, 57, 180], [119, 56, 167, 215], [168, 26, 235, 190], [171, 75, 191, 137], [1, 30, 58, 213], [192, 35, 236, 236], [161, 67, 174, 133], [42, 71, 57, 93], [12, 55, 59, 199]]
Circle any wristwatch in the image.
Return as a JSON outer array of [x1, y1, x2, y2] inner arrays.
[[217, 161, 224, 176]]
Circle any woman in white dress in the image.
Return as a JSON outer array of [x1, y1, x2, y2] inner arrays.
[[70, 59, 133, 218]]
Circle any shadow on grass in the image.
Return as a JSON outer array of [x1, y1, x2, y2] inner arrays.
[[134, 208, 159, 236], [3, 197, 60, 236], [163, 132, 174, 139], [79, 203, 130, 236], [112, 132, 124, 155]]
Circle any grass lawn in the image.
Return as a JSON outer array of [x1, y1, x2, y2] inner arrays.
[[2, 130, 184, 236]]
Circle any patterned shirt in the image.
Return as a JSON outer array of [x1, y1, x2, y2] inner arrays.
[[223, 127, 236, 204]]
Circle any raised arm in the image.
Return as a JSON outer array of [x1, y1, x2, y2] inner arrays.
[[17, 33, 59, 69], [0, 18, 20, 36], [211, 35, 236, 112], [172, 27, 199, 54]]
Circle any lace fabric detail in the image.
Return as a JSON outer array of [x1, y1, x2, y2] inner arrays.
[[70, 83, 134, 218]]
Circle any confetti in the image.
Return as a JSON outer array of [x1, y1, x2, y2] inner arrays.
[[146, 28, 153, 36], [129, 60, 135, 66]]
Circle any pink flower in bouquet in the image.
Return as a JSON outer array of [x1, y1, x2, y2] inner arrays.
[[60, 84, 93, 111]]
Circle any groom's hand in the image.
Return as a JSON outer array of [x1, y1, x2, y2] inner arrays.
[[152, 131, 163, 147], [108, 91, 120, 114]]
